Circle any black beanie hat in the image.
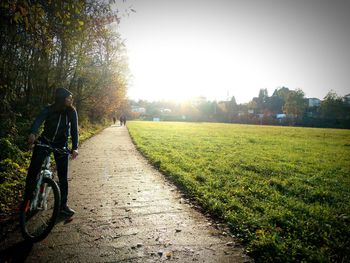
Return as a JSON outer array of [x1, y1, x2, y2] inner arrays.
[[55, 87, 72, 99]]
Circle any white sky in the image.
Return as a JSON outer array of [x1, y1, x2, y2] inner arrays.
[[115, 0, 350, 103]]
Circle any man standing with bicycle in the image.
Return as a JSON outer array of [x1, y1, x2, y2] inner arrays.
[[26, 87, 79, 217]]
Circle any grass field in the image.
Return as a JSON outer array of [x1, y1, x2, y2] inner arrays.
[[127, 121, 350, 262]]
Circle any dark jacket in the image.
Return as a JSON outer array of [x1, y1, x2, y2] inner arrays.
[[30, 105, 79, 150]]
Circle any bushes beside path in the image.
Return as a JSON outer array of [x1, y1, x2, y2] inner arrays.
[[0, 120, 109, 217]]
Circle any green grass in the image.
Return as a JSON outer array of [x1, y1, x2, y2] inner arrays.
[[127, 121, 350, 262]]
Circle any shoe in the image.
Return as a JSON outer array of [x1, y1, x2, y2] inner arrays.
[[60, 205, 75, 217]]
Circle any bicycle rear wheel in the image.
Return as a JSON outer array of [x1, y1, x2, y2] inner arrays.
[[20, 177, 61, 242]]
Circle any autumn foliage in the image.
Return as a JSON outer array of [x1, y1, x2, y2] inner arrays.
[[0, 0, 128, 139]]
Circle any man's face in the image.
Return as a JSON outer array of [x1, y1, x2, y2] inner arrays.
[[65, 95, 73, 107]]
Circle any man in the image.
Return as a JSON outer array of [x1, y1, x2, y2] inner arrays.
[[26, 87, 79, 216]]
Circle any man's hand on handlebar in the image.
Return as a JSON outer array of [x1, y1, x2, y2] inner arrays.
[[28, 134, 78, 159], [72, 149, 79, 160]]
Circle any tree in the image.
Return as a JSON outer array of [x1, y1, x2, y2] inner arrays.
[[266, 95, 284, 114], [272, 86, 290, 101], [180, 102, 200, 121], [198, 100, 215, 121], [267, 86, 291, 114], [283, 89, 306, 118], [320, 91, 347, 119], [256, 88, 269, 113], [0, 0, 129, 138], [227, 96, 238, 122]]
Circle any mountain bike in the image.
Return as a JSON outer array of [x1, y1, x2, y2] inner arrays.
[[19, 142, 70, 242]]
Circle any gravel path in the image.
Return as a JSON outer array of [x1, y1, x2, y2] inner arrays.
[[0, 125, 252, 262]]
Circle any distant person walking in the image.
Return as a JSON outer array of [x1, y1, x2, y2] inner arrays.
[[113, 116, 116, 124], [119, 114, 126, 126]]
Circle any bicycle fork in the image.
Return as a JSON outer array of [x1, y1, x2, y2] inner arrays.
[[30, 175, 44, 211]]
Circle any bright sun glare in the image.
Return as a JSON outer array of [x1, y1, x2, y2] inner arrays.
[[127, 35, 272, 103], [119, 0, 350, 104]]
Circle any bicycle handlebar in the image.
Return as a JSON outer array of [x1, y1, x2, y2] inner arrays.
[[35, 141, 72, 155]]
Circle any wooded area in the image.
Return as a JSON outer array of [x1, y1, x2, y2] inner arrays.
[[0, 0, 128, 145], [0, 1, 129, 215]]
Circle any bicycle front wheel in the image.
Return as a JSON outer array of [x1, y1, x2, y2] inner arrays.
[[19, 177, 61, 242]]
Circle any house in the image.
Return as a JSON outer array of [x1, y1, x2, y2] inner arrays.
[[307, 98, 321, 107], [276, 113, 286, 119], [160, 108, 172, 113], [131, 106, 146, 114]]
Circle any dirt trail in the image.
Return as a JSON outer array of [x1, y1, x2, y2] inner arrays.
[[0, 125, 252, 262]]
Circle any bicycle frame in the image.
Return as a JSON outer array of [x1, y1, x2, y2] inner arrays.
[[30, 142, 70, 211], [20, 141, 70, 242], [30, 156, 53, 211]]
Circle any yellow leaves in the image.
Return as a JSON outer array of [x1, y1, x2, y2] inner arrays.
[[55, 11, 61, 19], [13, 12, 21, 23], [275, 227, 283, 233], [24, 16, 29, 31], [18, 6, 28, 16], [256, 229, 265, 236]]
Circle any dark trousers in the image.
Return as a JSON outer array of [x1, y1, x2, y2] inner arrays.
[[25, 145, 69, 207]]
